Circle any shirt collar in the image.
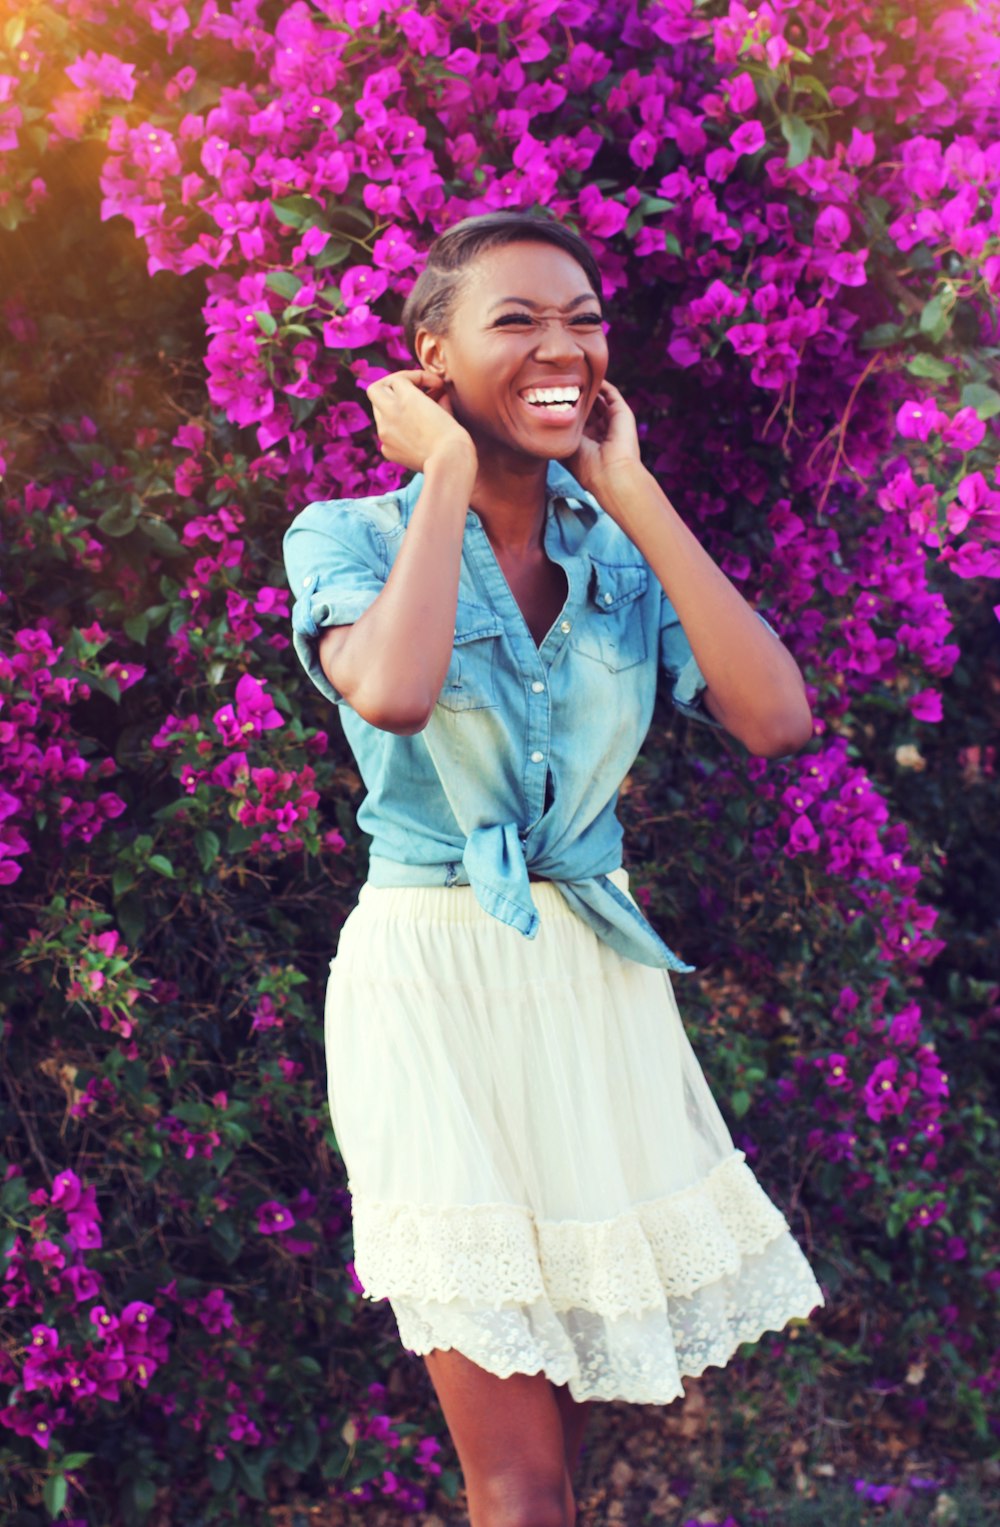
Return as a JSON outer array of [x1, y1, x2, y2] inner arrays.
[[396, 460, 601, 528]]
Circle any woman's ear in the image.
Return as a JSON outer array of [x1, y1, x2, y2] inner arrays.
[[414, 327, 448, 381]]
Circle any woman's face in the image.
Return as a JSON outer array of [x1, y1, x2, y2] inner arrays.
[[415, 240, 609, 463]]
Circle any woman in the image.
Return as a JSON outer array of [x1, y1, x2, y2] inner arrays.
[[283, 210, 825, 1527]]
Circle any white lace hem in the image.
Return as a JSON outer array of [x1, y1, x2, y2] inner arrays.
[[351, 1149, 810, 1320], [389, 1236, 825, 1404]]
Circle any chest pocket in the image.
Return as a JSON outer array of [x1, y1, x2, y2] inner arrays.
[[570, 557, 649, 673], [437, 598, 504, 712]]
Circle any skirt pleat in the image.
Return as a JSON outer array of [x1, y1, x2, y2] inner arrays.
[[324, 872, 825, 1404]]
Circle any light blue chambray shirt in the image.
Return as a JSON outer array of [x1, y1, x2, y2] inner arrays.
[[283, 460, 766, 972]]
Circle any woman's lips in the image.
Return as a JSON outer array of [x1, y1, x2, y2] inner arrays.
[[517, 392, 584, 426]]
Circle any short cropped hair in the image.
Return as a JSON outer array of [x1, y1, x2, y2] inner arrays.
[[400, 211, 604, 358]]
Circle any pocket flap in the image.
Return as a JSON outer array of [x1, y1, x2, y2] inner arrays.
[[587, 557, 648, 612], [453, 597, 504, 644]]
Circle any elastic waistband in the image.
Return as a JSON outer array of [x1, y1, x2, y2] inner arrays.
[[354, 867, 630, 926]]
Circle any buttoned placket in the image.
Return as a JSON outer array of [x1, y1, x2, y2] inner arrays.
[[463, 499, 579, 846]]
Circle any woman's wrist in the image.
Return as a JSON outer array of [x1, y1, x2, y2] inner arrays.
[[424, 434, 478, 484]]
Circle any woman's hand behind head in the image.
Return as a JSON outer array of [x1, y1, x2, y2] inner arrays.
[[366, 369, 477, 475]]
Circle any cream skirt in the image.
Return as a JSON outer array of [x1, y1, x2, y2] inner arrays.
[[323, 871, 825, 1404]]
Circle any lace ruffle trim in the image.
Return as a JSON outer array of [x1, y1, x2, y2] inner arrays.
[[350, 1149, 798, 1320]]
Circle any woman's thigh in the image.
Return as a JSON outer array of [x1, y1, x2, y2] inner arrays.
[[423, 1348, 590, 1525]]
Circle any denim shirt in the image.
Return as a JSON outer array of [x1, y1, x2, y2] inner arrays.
[[283, 460, 765, 972]]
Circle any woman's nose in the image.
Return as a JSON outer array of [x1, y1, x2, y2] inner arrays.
[[530, 319, 586, 361]]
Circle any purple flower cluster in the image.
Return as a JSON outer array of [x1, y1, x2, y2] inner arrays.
[[0, 621, 127, 885], [332, 1381, 444, 1515], [1, 1169, 172, 1450]]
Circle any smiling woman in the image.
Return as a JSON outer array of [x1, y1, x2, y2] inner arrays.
[[282, 210, 822, 1527]]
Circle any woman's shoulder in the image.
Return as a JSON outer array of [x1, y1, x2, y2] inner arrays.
[[286, 483, 412, 541]]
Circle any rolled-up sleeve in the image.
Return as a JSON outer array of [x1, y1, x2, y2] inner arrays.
[[659, 592, 780, 728], [282, 501, 387, 705]]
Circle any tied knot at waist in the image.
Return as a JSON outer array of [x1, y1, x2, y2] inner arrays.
[[372, 824, 697, 974]]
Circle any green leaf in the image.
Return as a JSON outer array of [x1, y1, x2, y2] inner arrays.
[[147, 855, 175, 877], [0, 199, 25, 233], [270, 195, 319, 228], [208, 1217, 244, 1265], [81, 671, 123, 705], [207, 1455, 233, 1493], [1, 1173, 28, 1213], [130, 1475, 157, 1515], [123, 613, 149, 644], [731, 1089, 752, 1118], [60, 1453, 95, 1470], [234, 1453, 268, 1502], [112, 864, 134, 896], [960, 382, 1000, 419], [43, 1474, 67, 1519], [282, 1419, 320, 1472], [439, 1468, 462, 1501], [314, 239, 352, 270], [115, 892, 147, 946], [253, 310, 277, 338], [904, 353, 954, 381], [859, 322, 903, 350], [265, 270, 303, 300], [97, 503, 140, 538], [140, 519, 183, 556], [919, 292, 953, 344], [195, 829, 221, 874], [780, 113, 813, 168], [794, 72, 832, 105], [152, 799, 196, 823]]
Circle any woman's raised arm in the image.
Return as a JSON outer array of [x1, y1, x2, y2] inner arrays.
[[317, 373, 478, 734]]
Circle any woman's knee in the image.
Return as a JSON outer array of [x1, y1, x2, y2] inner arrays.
[[475, 1469, 573, 1527]]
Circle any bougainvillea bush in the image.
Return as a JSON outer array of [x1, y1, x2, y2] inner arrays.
[[2, 0, 999, 1521]]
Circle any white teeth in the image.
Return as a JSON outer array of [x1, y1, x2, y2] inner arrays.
[[521, 386, 581, 405]]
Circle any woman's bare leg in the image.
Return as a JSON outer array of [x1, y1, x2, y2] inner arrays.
[[552, 1380, 593, 1474], [424, 1347, 586, 1526]]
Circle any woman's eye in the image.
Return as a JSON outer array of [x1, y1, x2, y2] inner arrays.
[[494, 313, 604, 327]]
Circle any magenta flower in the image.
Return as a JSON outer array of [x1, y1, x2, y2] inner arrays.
[[896, 399, 947, 441], [50, 1170, 82, 1211], [786, 815, 820, 855], [65, 50, 137, 101], [213, 673, 283, 746], [256, 1200, 296, 1235], [909, 689, 943, 722], [726, 72, 757, 113], [102, 660, 146, 692], [730, 119, 765, 156], [824, 1054, 852, 1090], [828, 249, 869, 287], [941, 406, 987, 453]]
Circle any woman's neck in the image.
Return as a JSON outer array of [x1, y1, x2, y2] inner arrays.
[[466, 449, 551, 557]]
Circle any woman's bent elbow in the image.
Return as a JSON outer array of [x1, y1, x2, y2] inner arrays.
[[351, 687, 436, 735]]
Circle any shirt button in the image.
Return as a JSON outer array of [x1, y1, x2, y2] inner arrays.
[[531, 680, 545, 693], [560, 620, 572, 633], [603, 592, 613, 605], [530, 750, 544, 763]]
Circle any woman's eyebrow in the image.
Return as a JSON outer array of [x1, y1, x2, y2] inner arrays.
[[487, 294, 599, 312]]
